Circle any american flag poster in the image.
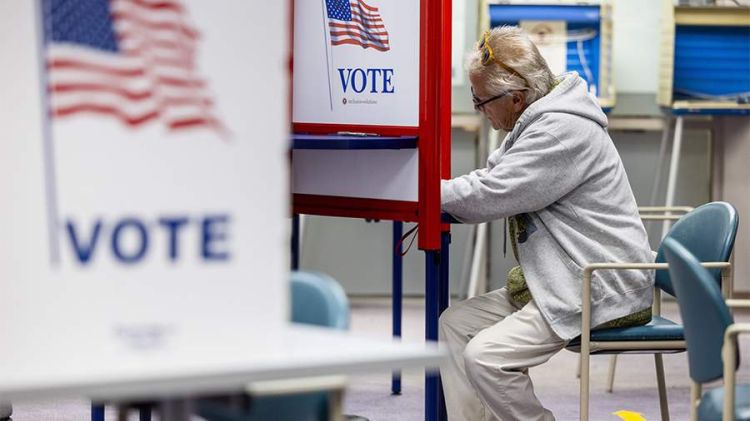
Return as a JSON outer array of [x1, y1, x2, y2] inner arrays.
[[43, 0, 223, 132], [293, 0, 420, 127], [326, 0, 390, 52], [0, 0, 290, 353]]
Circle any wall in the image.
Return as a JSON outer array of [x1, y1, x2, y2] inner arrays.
[[715, 118, 750, 291]]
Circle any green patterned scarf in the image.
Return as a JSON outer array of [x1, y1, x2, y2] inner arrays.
[[505, 216, 651, 329]]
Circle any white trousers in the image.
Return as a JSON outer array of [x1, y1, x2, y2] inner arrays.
[[439, 287, 567, 421]]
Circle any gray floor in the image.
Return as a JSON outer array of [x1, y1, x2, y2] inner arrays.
[[6, 298, 750, 420], [343, 297, 750, 421]]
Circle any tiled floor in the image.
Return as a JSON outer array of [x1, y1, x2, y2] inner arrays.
[[6, 297, 750, 420], [343, 297, 750, 421]]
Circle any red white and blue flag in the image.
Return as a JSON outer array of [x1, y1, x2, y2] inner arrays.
[[42, 0, 223, 132], [325, 0, 390, 52]]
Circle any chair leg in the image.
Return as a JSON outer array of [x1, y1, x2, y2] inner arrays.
[[655, 354, 670, 421], [606, 355, 618, 393], [116, 405, 128, 421], [580, 351, 590, 421], [690, 381, 701, 421]]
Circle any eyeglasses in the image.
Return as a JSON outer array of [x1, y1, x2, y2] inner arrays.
[[478, 31, 530, 88], [471, 87, 511, 112]]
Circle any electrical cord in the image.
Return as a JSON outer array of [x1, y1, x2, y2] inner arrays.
[[576, 40, 596, 92], [528, 28, 599, 92]]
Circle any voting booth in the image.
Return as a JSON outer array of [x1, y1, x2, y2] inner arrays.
[[658, 1, 750, 115], [292, 0, 453, 420], [0, 0, 288, 360], [292, 0, 452, 251], [481, 0, 615, 111]]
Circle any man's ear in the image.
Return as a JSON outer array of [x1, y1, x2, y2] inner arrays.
[[512, 92, 526, 111]]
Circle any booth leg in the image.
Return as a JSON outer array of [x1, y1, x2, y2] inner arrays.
[[425, 249, 444, 421], [425, 249, 439, 421], [291, 214, 300, 271], [392, 221, 403, 395], [91, 404, 105, 421], [437, 231, 450, 421]]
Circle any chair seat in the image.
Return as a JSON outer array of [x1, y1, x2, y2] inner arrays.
[[197, 392, 330, 421], [698, 384, 750, 421], [567, 316, 684, 353]]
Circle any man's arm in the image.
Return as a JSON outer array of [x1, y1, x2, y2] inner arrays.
[[441, 130, 583, 223]]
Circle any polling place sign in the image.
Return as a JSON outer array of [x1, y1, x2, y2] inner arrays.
[[293, 0, 420, 128], [0, 0, 288, 355]]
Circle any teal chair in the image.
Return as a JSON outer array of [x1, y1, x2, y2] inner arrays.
[[569, 202, 739, 421], [663, 237, 750, 421], [197, 271, 351, 421], [290, 270, 350, 330]]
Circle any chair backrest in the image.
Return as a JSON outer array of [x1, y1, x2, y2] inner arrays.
[[290, 271, 350, 330], [663, 237, 736, 383], [654, 202, 738, 296]]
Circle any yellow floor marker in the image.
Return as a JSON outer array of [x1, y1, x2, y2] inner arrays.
[[613, 410, 647, 421]]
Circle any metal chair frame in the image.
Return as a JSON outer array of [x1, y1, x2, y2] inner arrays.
[[685, 299, 750, 421], [602, 206, 696, 394], [577, 261, 732, 421]]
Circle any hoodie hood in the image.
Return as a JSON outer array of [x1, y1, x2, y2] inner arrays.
[[508, 72, 608, 142]]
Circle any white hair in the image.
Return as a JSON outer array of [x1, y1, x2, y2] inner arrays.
[[467, 26, 555, 104]]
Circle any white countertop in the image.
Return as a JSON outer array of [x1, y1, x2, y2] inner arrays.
[[0, 323, 444, 403]]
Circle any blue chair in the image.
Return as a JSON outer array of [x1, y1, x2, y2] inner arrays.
[[196, 270, 351, 421], [568, 202, 739, 421], [663, 237, 750, 421], [290, 270, 350, 330], [605, 206, 695, 394]]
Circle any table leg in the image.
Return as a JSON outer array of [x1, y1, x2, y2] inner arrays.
[[649, 116, 672, 207], [661, 116, 684, 239], [392, 221, 403, 395]]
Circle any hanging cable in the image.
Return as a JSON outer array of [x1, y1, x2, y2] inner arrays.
[[674, 88, 750, 102], [394, 224, 419, 257], [577, 39, 596, 94]]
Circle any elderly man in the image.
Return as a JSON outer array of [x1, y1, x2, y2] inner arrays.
[[439, 27, 654, 420]]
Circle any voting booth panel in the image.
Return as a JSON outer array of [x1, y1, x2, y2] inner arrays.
[[481, 0, 615, 110], [0, 0, 288, 360], [291, 0, 451, 250], [658, 1, 750, 115], [291, 2, 452, 417], [293, 0, 420, 129]]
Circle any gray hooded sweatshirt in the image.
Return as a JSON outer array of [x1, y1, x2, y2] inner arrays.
[[442, 72, 654, 340]]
